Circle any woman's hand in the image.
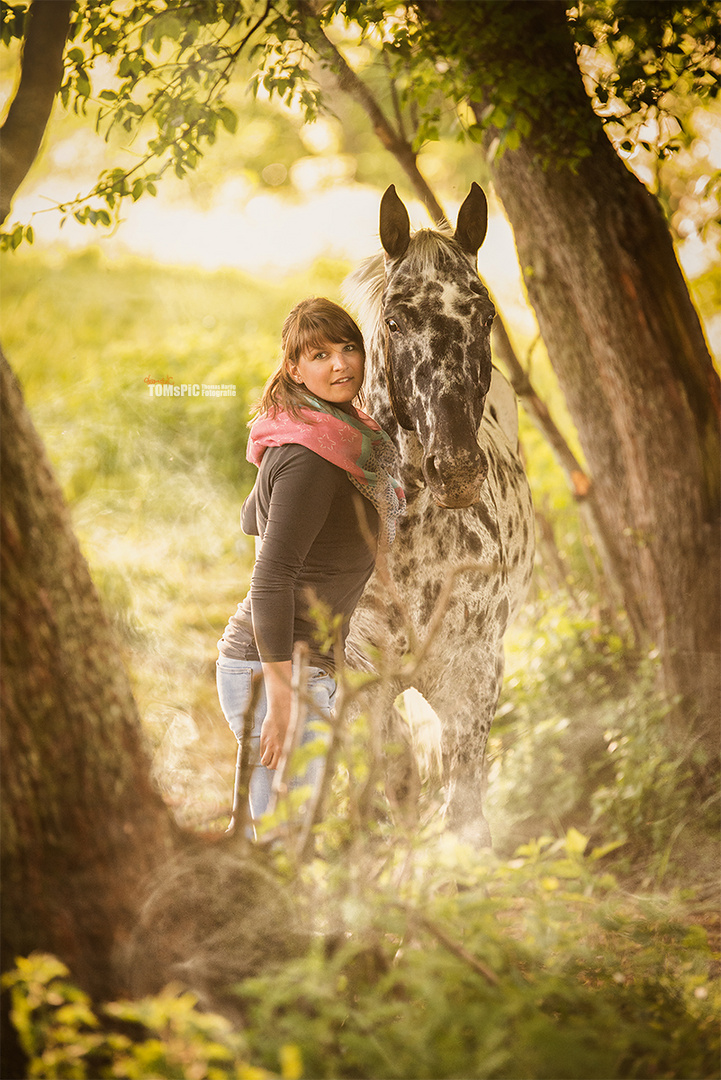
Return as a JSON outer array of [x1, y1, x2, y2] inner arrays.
[[259, 707, 289, 770], [259, 660, 293, 771]]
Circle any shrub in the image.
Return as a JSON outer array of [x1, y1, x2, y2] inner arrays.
[[5, 830, 719, 1079]]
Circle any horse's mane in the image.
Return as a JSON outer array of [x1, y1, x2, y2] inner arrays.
[[342, 225, 456, 336]]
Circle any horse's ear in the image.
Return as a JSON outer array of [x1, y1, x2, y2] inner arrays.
[[454, 182, 488, 257], [380, 184, 411, 260]]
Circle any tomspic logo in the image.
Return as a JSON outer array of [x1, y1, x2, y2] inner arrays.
[[145, 377, 236, 397]]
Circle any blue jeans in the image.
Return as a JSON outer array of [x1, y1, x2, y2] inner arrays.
[[216, 656, 335, 827]]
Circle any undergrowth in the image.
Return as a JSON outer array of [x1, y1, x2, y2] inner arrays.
[[3, 246, 719, 1079], [489, 597, 719, 887], [5, 825, 719, 1079]]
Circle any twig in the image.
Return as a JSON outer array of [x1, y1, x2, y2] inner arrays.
[[407, 559, 501, 679], [225, 674, 262, 837], [296, 698, 343, 863], [267, 640, 309, 815], [396, 903, 500, 987], [294, 1, 447, 226], [420, 914, 500, 987]]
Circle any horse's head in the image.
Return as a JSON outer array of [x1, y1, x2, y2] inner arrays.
[[378, 184, 494, 509]]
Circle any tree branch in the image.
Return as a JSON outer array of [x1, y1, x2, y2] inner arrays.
[[0, 0, 73, 225], [491, 316, 590, 497], [291, 4, 603, 540], [294, 1, 448, 226]]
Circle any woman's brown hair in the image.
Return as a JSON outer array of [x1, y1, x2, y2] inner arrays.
[[252, 297, 365, 421]]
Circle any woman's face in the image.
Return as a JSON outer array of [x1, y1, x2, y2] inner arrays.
[[290, 340, 364, 409]]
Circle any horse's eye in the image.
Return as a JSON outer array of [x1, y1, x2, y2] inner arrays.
[[484, 314, 495, 329], [386, 318, 400, 334]]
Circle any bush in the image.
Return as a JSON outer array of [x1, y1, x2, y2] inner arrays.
[[5, 829, 719, 1079], [489, 599, 719, 884]]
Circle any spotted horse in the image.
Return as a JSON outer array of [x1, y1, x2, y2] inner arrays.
[[344, 183, 535, 847]]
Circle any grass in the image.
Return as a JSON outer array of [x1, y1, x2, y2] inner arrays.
[[3, 243, 719, 1080], [1, 243, 717, 865], [1, 244, 356, 827]]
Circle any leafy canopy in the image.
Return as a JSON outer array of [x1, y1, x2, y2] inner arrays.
[[1, 0, 719, 244]]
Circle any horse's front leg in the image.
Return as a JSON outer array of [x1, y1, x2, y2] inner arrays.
[[424, 644, 504, 848], [346, 675, 419, 829], [347, 590, 420, 826]]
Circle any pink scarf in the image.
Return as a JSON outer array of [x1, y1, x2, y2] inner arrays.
[[247, 395, 406, 543]]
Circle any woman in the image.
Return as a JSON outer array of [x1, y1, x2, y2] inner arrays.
[[217, 297, 405, 831]]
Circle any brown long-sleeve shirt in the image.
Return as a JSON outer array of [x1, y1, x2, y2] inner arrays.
[[218, 444, 379, 672]]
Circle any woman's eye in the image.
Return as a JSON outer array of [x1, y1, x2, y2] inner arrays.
[[343, 343, 356, 352], [386, 318, 400, 334]]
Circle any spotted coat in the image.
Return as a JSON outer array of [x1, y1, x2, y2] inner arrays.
[[344, 185, 535, 846]]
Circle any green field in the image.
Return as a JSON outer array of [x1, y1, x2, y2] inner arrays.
[[1, 246, 361, 827], [3, 244, 719, 1080], [1, 243, 716, 864]]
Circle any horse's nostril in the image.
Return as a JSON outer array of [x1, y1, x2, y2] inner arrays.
[[423, 455, 440, 486], [424, 448, 487, 491]]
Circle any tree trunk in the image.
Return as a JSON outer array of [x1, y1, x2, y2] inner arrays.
[[418, 0, 721, 730], [0, 352, 180, 1008], [0, 0, 73, 225]]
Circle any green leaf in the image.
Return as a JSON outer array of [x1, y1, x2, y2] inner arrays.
[[217, 106, 237, 134], [590, 839, 626, 860], [75, 71, 91, 98], [565, 827, 589, 856]]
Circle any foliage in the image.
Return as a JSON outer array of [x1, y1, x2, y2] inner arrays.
[[2, 953, 284, 1078], [572, 1, 721, 150], [236, 826, 719, 1080], [4, 824, 720, 1079], [653, 97, 721, 243], [3, 246, 719, 1079], [1, 0, 274, 239], [490, 599, 719, 884], [257, 1, 721, 167], [3, 0, 720, 246]]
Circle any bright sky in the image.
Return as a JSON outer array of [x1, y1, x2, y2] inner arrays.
[[11, 166, 543, 337], [4, 72, 718, 355]]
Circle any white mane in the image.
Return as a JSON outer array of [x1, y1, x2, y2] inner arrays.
[[342, 226, 457, 337], [342, 252, 385, 338]]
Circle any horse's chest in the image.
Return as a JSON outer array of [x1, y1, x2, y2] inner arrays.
[[390, 490, 505, 621], [350, 432, 534, 667]]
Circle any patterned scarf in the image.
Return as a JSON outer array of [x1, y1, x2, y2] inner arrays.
[[247, 395, 406, 543]]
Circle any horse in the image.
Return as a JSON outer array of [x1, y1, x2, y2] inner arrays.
[[344, 183, 535, 847]]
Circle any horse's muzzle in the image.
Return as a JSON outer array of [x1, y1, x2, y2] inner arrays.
[[423, 447, 488, 508]]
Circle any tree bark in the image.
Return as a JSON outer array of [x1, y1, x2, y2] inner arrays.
[[418, 0, 721, 728], [0, 352, 180, 1006], [0, 0, 73, 225]]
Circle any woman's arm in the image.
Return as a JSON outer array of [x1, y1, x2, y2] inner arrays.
[[251, 448, 341, 769], [258, 659, 292, 770]]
